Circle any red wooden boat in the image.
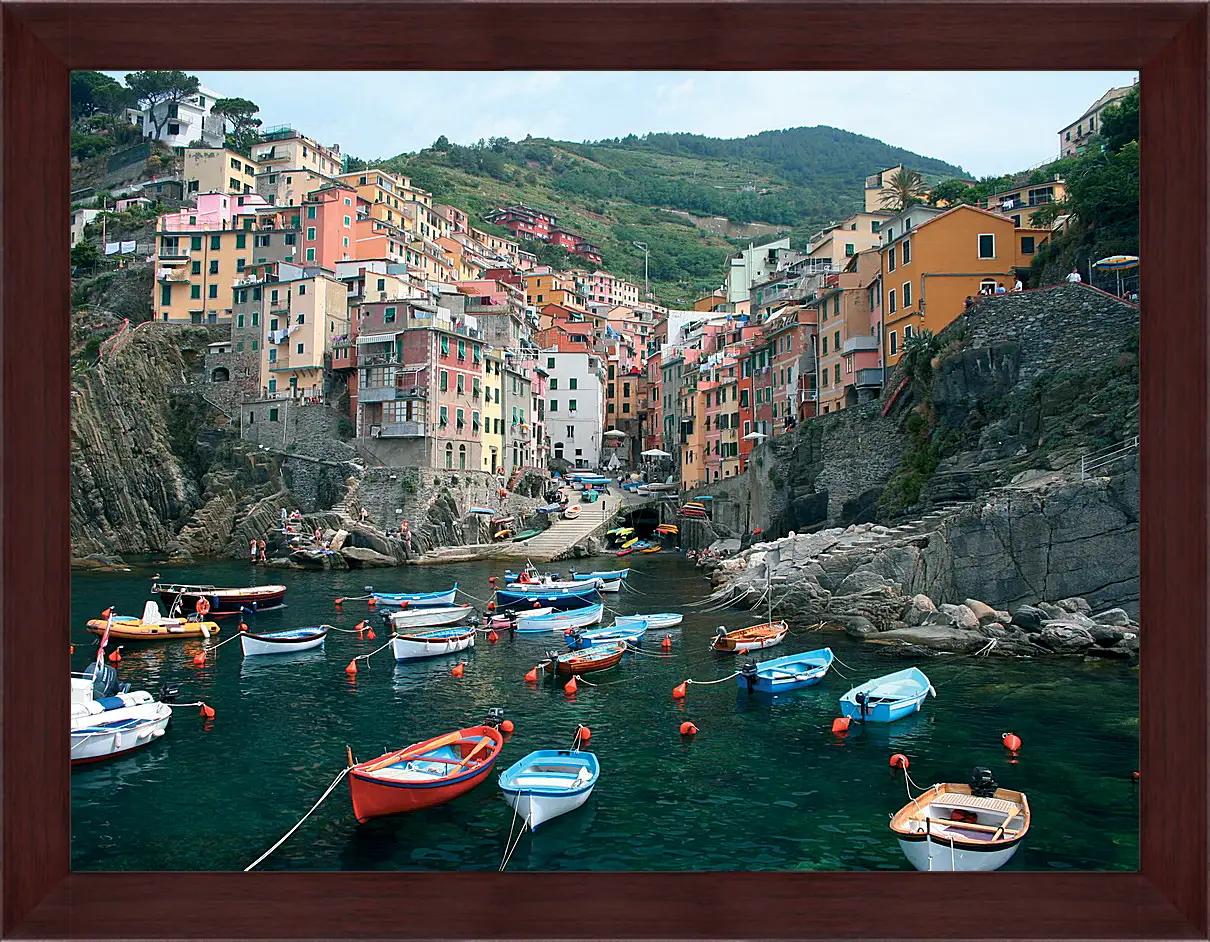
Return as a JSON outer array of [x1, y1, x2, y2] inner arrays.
[[542, 640, 626, 676], [153, 579, 287, 617], [347, 725, 504, 824], [711, 620, 789, 653]]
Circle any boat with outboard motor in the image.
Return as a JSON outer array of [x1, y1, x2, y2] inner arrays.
[[541, 640, 626, 676], [494, 585, 601, 610], [736, 648, 833, 694], [71, 661, 172, 765], [839, 667, 936, 723], [87, 601, 220, 641], [367, 585, 458, 607], [153, 578, 286, 616], [566, 622, 646, 649]]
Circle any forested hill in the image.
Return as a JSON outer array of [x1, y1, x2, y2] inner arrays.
[[378, 126, 966, 304]]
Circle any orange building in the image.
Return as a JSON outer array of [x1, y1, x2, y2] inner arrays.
[[880, 204, 1050, 366]]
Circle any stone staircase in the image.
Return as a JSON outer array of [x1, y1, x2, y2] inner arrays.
[[812, 501, 970, 561], [495, 489, 621, 562]]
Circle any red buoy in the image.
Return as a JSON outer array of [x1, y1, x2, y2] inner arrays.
[[661, 635, 673, 650], [334, 598, 344, 608], [1002, 732, 1022, 752], [577, 725, 592, 743], [366, 629, 376, 640], [831, 717, 851, 734], [500, 719, 515, 734], [355, 620, 366, 632], [672, 682, 687, 700], [367, 597, 377, 609], [345, 660, 358, 675], [191, 652, 206, 667], [1131, 770, 1140, 782], [450, 663, 465, 678], [488, 629, 499, 644], [890, 753, 910, 770], [489, 576, 497, 584], [487, 601, 497, 612], [524, 666, 539, 683], [533, 602, 542, 609], [199, 703, 216, 719], [679, 721, 698, 736], [563, 676, 578, 695], [108, 650, 122, 663]]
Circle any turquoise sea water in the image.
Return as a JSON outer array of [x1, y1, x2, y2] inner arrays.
[[70, 555, 1138, 872]]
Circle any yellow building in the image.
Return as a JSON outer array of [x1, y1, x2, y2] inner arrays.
[[678, 375, 706, 489], [251, 127, 344, 178], [880, 204, 1050, 366], [981, 179, 1068, 228], [481, 350, 505, 474], [524, 271, 586, 312], [255, 167, 336, 208], [255, 272, 350, 398], [335, 169, 410, 228], [864, 166, 906, 213], [807, 210, 892, 268], [183, 147, 260, 195]]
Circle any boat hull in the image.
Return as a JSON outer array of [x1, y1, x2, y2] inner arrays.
[[544, 642, 625, 675], [502, 784, 595, 830], [387, 605, 475, 630], [371, 587, 458, 607], [495, 588, 600, 610], [71, 702, 171, 765], [392, 629, 476, 661], [87, 619, 220, 641], [897, 835, 1022, 872], [515, 604, 604, 632], [241, 629, 327, 657], [156, 585, 286, 616], [839, 692, 929, 723], [617, 613, 681, 629]]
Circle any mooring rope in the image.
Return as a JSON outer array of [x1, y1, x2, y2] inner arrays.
[[621, 642, 672, 659], [498, 805, 532, 871], [244, 766, 351, 871], [686, 671, 740, 686]]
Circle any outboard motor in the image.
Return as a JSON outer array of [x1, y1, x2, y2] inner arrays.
[[713, 626, 727, 642], [568, 630, 584, 649], [855, 691, 869, 720], [159, 683, 180, 704], [970, 767, 998, 798], [81, 661, 124, 700], [380, 612, 394, 632], [740, 658, 759, 693], [484, 707, 506, 729]]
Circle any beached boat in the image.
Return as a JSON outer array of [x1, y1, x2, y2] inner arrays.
[[241, 625, 329, 657], [616, 548, 635, 557], [889, 769, 1030, 871], [840, 667, 936, 723], [87, 601, 220, 641], [70, 662, 171, 766], [368, 585, 458, 607], [566, 622, 646, 649], [638, 546, 662, 554], [494, 528, 514, 540], [564, 505, 582, 520], [737, 648, 833, 694], [153, 580, 286, 616], [616, 612, 682, 629], [512, 529, 544, 542], [498, 749, 600, 830], [581, 490, 600, 504], [542, 640, 626, 676], [387, 604, 475, 630], [347, 723, 505, 823], [515, 602, 605, 632], [392, 625, 476, 661], [494, 585, 601, 609], [710, 621, 788, 653]]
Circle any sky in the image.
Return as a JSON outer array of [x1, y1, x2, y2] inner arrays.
[[112, 71, 1138, 178]]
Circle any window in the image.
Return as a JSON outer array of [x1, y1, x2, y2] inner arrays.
[[445, 443, 453, 468], [549, 378, 558, 390], [871, 220, 881, 233], [208, 284, 218, 299], [168, 103, 180, 119], [298, 284, 306, 296], [160, 284, 173, 306], [622, 402, 631, 413], [566, 425, 575, 439], [886, 227, 893, 241], [237, 314, 245, 328], [167, 122, 180, 136], [740, 389, 749, 408], [252, 311, 259, 326], [236, 341, 244, 352], [888, 289, 897, 313], [269, 407, 279, 422], [306, 206, 316, 219], [210, 235, 220, 251], [457, 339, 466, 360], [190, 284, 201, 299], [306, 249, 315, 261], [607, 403, 616, 414], [457, 374, 465, 394], [251, 340, 258, 351], [440, 406, 448, 427], [190, 236, 202, 252], [208, 260, 219, 275], [569, 399, 577, 411], [902, 281, 912, 306], [904, 324, 915, 342], [235, 233, 246, 249], [902, 240, 911, 265], [473, 378, 480, 398], [296, 342, 304, 355], [456, 408, 465, 427], [887, 247, 896, 272], [268, 349, 277, 363], [440, 370, 448, 392], [306, 227, 316, 240], [822, 336, 828, 355], [549, 399, 558, 412], [569, 377, 578, 390], [441, 337, 449, 356], [1021, 236, 1036, 254], [190, 260, 201, 275], [889, 330, 898, 356], [270, 318, 279, 332], [384, 306, 396, 323], [980, 279, 997, 294], [978, 234, 995, 258], [343, 216, 351, 228]]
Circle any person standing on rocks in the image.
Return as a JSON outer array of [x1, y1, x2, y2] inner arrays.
[[258, 538, 267, 563], [249, 538, 257, 563]]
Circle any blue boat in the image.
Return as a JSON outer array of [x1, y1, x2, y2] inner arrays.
[[498, 749, 600, 830], [514, 603, 605, 633], [736, 647, 834, 694], [495, 586, 601, 610], [566, 622, 647, 649], [839, 667, 936, 723], [615, 612, 682, 629], [570, 568, 630, 582], [368, 585, 458, 607]]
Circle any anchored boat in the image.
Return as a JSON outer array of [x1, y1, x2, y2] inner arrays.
[[87, 601, 220, 641], [737, 648, 833, 694], [368, 585, 458, 607], [153, 579, 286, 616], [515, 602, 605, 632], [70, 662, 171, 766], [542, 640, 626, 676], [387, 604, 475, 631], [890, 768, 1031, 871], [498, 749, 600, 830], [566, 622, 646, 649], [494, 585, 600, 610], [347, 718, 505, 823], [392, 625, 477, 661], [240, 625, 329, 657], [839, 667, 936, 723], [616, 612, 682, 629], [710, 621, 788, 653]]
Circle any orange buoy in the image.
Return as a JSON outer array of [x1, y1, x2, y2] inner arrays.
[[533, 602, 542, 609], [355, 620, 366, 631], [345, 660, 359, 675], [199, 703, 216, 718], [1131, 771, 1140, 782], [488, 629, 499, 643], [661, 635, 673, 650], [524, 666, 539, 683], [70, 644, 75, 655], [890, 753, 909, 770], [489, 576, 497, 584], [451, 663, 465, 678], [576, 725, 592, 743], [239, 622, 248, 632], [563, 676, 578, 695], [487, 601, 497, 612], [191, 652, 207, 667], [501, 719, 515, 734], [679, 721, 698, 736], [108, 650, 122, 663], [831, 716, 851, 734], [1002, 732, 1022, 752], [334, 598, 345, 608], [366, 629, 376, 640], [672, 682, 687, 700], [367, 597, 378, 609], [564, 626, 573, 635]]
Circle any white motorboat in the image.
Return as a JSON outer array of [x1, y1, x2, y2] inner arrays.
[[392, 625, 477, 661], [387, 604, 475, 630], [70, 663, 171, 766]]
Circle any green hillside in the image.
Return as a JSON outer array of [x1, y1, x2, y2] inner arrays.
[[377, 127, 967, 305]]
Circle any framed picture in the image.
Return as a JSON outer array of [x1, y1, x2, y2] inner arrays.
[[4, 2, 1206, 939]]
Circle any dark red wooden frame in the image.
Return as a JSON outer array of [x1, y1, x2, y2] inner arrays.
[[1, 2, 1205, 939]]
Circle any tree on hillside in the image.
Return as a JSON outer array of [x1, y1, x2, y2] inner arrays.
[[125, 71, 200, 138], [70, 239, 101, 270], [879, 168, 928, 212], [343, 155, 368, 173], [71, 71, 131, 121], [432, 135, 451, 151], [927, 178, 973, 207], [212, 97, 262, 155], [1098, 86, 1139, 155]]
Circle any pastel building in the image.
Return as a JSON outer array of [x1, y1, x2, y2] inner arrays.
[[138, 85, 226, 148], [542, 349, 605, 469], [251, 127, 344, 178], [183, 147, 260, 196]]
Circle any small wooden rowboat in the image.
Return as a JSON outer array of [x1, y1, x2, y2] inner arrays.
[[840, 667, 935, 723], [564, 505, 582, 519], [498, 749, 600, 830], [889, 770, 1031, 871], [737, 647, 833, 694], [154, 581, 286, 616], [711, 621, 788, 653], [368, 585, 458, 607], [347, 724, 505, 823], [392, 625, 476, 661], [515, 603, 605, 632], [87, 602, 220, 641], [542, 640, 626, 676], [240, 625, 329, 657]]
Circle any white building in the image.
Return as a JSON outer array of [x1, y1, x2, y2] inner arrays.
[[1059, 80, 1137, 158], [70, 208, 101, 246], [542, 348, 605, 470], [725, 237, 795, 303], [138, 85, 226, 148]]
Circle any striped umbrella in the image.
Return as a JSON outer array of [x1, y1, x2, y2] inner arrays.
[[1093, 255, 1140, 270]]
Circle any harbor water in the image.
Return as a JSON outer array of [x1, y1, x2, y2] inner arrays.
[[71, 555, 1138, 872]]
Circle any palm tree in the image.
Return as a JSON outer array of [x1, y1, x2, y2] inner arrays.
[[900, 328, 940, 387], [879, 168, 928, 212]]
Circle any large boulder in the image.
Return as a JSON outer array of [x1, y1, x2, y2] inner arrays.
[[939, 603, 980, 630], [1011, 604, 1047, 631], [340, 546, 397, 568], [872, 624, 994, 654], [1056, 597, 1092, 615], [1088, 624, 1126, 647], [835, 569, 894, 596], [963, 598, 997, 623], [830, 614, 876, 639], [1037, 622, 1095, 653], [904, 594, 937, 626], [1093, 608, 1132, 627]]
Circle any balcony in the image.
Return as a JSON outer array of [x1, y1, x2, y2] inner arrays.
[[854, 368, 884, 388], [376, 421, 426, 438], [398, 385, 428, 399], [157, 268, 189, 282], [843, 335, 879, 355], [359, 385, 399, 404]]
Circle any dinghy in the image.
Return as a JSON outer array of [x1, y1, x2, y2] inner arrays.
[[494, 585, 601, 609], [542, 640, 626, 676], [515, 602, 605, 632], [486, 607, 553, 632], [392, 625, 476, 661], [616, 612, 682, 629], [512, 528, 544, 542], [154, 580, 286, 616], [504, 576, 602, 593], [638, 546, 662, 554], [387, 604, 475, 631], [70, 662, 171, 765], [241, 625, 329, 657], [737, 648, 833, 694], [87, 601, 220, 641], [710, 621, 788, 653], [564, 505, 582, 520], [368, 585, 458, 607], [566, 622, 646, 649], [889, 768, 1030, 871], [840, 667, 936, 723], [498, 749, 600, 830], [347, 721, 505, 823], [570, 568, 630, 581]]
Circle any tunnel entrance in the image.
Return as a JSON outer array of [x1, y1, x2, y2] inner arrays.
[[617, 506, 662, 539]]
